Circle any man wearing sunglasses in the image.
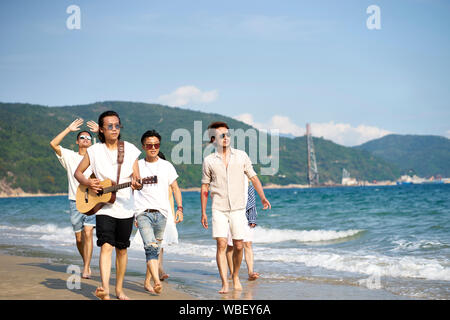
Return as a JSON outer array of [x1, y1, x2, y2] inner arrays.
[[134, 129, 183, 294], [50, 118, 98, 280], [201, 121, 271, 294]]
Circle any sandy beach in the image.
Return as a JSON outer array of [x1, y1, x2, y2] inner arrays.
[[0, 253, 194, 300]]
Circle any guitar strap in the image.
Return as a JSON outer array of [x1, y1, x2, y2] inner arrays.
[[116, 140, 124, 185]]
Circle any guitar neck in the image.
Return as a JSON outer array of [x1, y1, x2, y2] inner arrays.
[[101, 176, 156, 194], [103, 181, 133, 194]]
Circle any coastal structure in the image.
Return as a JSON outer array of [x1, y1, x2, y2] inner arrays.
[[306, 123, 319, 186]]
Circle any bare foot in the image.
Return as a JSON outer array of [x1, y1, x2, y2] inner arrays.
[[248, 272, 260, 281], [154, 283, 162, 294], [159, 273, 169, 281], [116, 291, 130, 300], [233, 277, 243, 291], [218, 283, 229, 294], [144, 283, 155, 294], [94, 287, 110, 300], [82, 267, 92, 279]]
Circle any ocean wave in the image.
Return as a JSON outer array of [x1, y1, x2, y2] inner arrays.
[[0, 223, 75, 244], [254, 248, 450, 282], [148, 240, 450, 282], [252, 227, 364, 243], [391, 239, 449, 252]]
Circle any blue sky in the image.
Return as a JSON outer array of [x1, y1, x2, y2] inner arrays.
[[1, 0, 449, 145]]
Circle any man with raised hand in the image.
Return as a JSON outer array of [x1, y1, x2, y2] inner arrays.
[[50, 118, 98, 279]]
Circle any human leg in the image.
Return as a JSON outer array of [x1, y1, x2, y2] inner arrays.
[[82, 226, 94, 278], [95, 215, 116, 300], [216, 237, 229, 294], [114, 216, 134, 300], [137, 212, 166, 294], [115, 247, 129, 299], [232, 239, 244, 290], [69, 201, 85, 259], [97, 242, 113, 300]]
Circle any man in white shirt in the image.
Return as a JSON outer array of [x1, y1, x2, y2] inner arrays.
[[134, 129, 183, 294], [50, 118, 97, 279], [201, 121, 271, 294]]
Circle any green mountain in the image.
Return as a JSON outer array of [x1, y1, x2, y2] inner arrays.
[[355, 134, 450, 177], [0, 101, 402, 194]]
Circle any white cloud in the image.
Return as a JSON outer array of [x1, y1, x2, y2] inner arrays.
[[157, 85, 218, 107], [234, 114, 392, 146]]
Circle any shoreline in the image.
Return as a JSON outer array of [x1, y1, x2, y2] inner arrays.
[[0, 252, 195, 300], [0, 183, 403, 198]]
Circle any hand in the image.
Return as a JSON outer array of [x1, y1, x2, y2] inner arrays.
[[175, 208, 183, 223], [88, 178, 102, 193], [131, 176, 142, 190], [249, 223, 256, 228], [68, 118, 84, 132], [134, 219, 139, 228], [87, 120, 99, 133], [201, 213, 208, 229], [261, 198, 271, 210]]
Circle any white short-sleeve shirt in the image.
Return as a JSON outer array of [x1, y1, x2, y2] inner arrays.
[[56, 146, 92, 201], [134, 158, 179, 218], [87, 141, 141, 219]]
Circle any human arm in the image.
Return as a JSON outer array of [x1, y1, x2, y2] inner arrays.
[[250, 175, 271, 210], [131, 159, 142, 190], [200, 183, 209, 229], [50, 118, 84, 156], [170, 181, 183, 223], [74, 153, 101, 192]]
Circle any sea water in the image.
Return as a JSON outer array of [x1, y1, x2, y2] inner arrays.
[[0, 184, 448, 299]]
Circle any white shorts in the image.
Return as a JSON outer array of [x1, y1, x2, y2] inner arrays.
[[227, 222, 255, 246], [212, 208, 247, 240]]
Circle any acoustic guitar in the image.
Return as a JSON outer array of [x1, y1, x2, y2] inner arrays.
[[76, 175, 157, 215]]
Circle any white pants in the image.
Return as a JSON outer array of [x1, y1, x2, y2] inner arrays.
[[212, 208, 247, 240], [227, 222, 255, 246]]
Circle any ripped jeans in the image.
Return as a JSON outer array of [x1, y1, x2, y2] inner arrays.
[[136, 210, 167, 261]]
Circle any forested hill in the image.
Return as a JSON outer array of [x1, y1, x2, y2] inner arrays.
[[355, 134, 450, 177], [0, 101, 401, 194]]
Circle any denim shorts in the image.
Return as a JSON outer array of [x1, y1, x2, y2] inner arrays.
[[136, 211, 167, 261], [69, 200, 96, 233]]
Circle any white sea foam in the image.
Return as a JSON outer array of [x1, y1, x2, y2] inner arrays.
[[3, 224, 449, 282], [252, 227, 364, 243], [148, 241, 450, 282], [391, 239, 448, 252], [0, 224, 76, 244]]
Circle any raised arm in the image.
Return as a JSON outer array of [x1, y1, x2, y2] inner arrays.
[[50, 118, 84, 156]]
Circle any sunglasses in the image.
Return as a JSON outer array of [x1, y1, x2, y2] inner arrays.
[[144, 143, 160, 150], [79, 135, 92, 140], [104, 123, 122, 130], [218, 132, 231, 139]]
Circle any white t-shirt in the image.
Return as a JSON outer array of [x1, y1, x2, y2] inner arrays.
[[56, 146, 92, 201], [134, 158, 179, 218], [87, 141, 141, 219]]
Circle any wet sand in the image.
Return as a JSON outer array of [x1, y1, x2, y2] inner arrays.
[[0, 253, 194, 300]]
